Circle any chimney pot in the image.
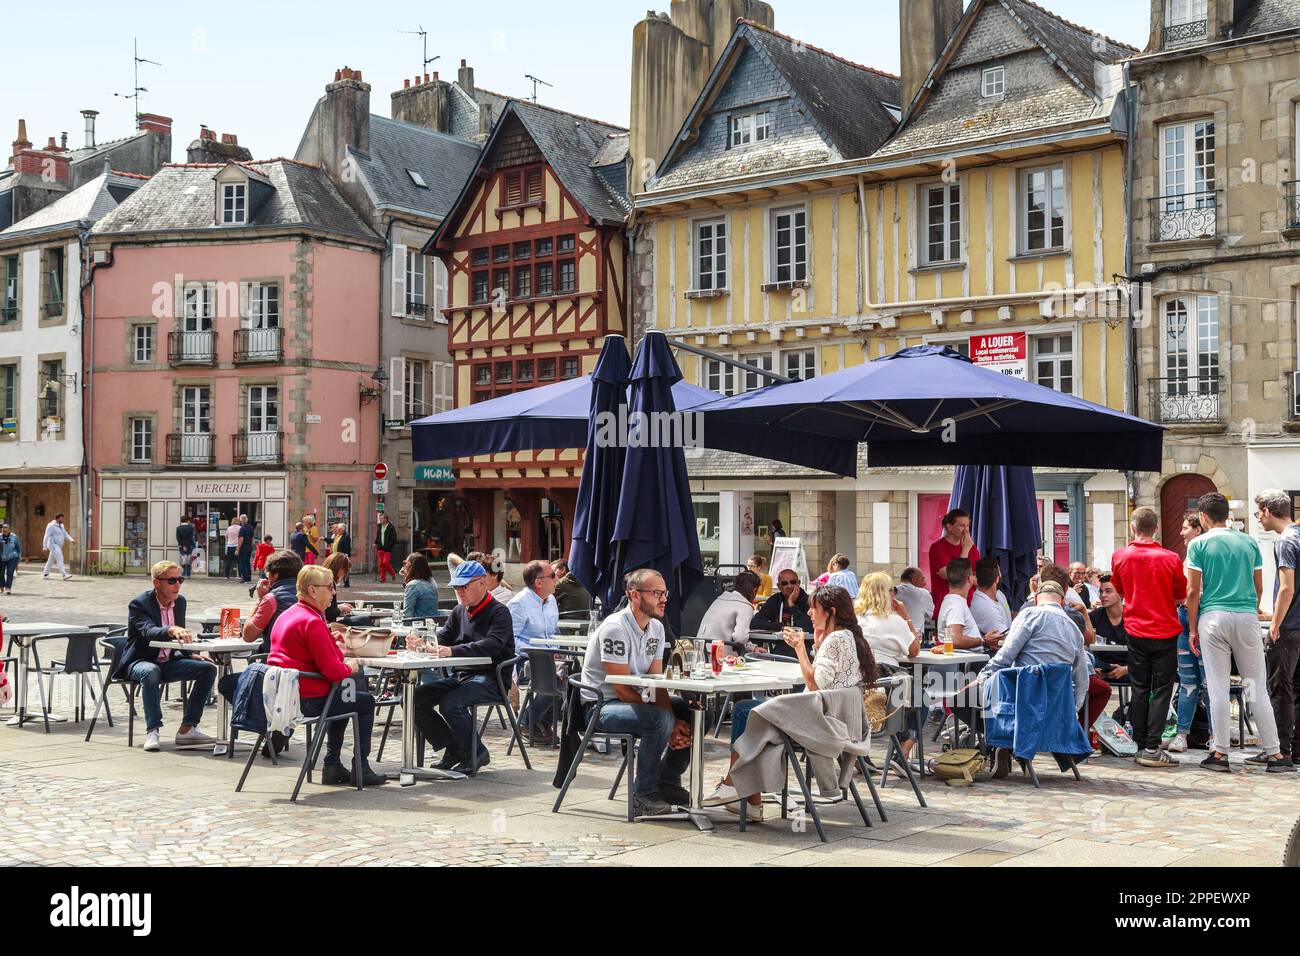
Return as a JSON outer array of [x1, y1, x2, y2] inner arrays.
[[221, 133, 238, 146], [60, 131, 68, 150], [354, 70, 362, 81], [460, 59, 467, 67], [433, 71, 439, 81], [424, 73, 429, 84], [81, 109, 98, 149], [403, 78, 410, 89], [334, 69, 342, 81]]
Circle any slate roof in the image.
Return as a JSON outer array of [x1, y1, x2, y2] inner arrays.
[[447, 83, 511, 142], [507, 100, 628, 225], [350, 115, 481, 219], [1233, 0, 1300, 37], [92, 159, 378, 241], [0, 169, 144, 239]]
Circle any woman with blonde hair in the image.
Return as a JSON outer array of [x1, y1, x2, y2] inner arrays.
[[320, 552, 353, 624], [855, 571, 924, 757]]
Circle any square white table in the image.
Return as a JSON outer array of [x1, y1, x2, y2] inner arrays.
[[5, 623, 93, 727], [352, 653, 491, 786], [532, 635, 591, 651], [900, 648, 990, 770], [605, 662, 803, 830], [150, 637, 255, 754]]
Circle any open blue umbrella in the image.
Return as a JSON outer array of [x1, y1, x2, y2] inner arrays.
[[567, 336, 633, 610], [699, 345, 1163, 472], [949, 465, 1042, 609], [608, 331, 705, 633]]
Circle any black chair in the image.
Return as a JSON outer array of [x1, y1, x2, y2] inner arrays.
[[872, 673, 928, 808], [467, 655, 531, 773], [553, 677, 640, 822], [84, 636, 197, 747], [22, 630, 109, 732], [233, 673, 365, 801], [517, 648, 568, 751]]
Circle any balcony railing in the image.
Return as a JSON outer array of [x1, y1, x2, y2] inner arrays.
[[232, 430, 283, 465], [234, 327, 282, 363], [43, 300, 63, 318], [1150, 190, 1220, 242], [1148, 376, 1224, 425], [405, 298, 428, 318], [1284, 181, 1300, 231], [1289, 371, 1300, 421], [0, 304, 15, 325], [166, 432, 214, 466], [168, 330, 216, 366], [1164, 19, 1208, 45]]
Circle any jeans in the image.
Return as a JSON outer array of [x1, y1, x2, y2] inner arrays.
[[1266, 628, 1300, 757], [301, 682, 375, 765], [1200, 609, 1280, 755], [127, 656, 218, 732], [237, 551, 252, 583], [592, 697, 691, 798], [1126, 636, 1177, 751], [1176, 607, 1208, 734], [413, 673, 502, 761], [224, 547, 237, 578], [178, 547, 192, 577], [1, 556, 16, 589]]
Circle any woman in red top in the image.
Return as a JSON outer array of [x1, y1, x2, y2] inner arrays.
[[268, 565, 386, 787], [253, 536, 275, 572], [928, 509, 979, 611]]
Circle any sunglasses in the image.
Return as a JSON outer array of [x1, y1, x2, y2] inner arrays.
[[158, 577, 184, 586]]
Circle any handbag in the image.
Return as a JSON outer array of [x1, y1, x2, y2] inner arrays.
[[863, 687, 903, 736], [932, 748, 985, 787], [341, 627, 395, 658], [667, 639, 696, 672]]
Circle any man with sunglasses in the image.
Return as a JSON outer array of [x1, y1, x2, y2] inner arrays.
[[413, 560, 516, 773], [749, 569, 813, 658], [118, 560, 218, 752]]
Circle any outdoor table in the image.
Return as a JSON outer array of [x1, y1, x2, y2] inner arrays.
[[1090, 643, 1128, 654], [352, 652, 491, 786], [555, 620, 589, 635], [4, 623, 89, 728], [150, 637, 257, 754], [532, 635, 591, 651], [901, 648, 990, 773], [605, 662, 802, 830]]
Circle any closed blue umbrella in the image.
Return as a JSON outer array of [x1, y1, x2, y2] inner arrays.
[[608, 331, 705, 633], [567, 336, 633, 610], [949, 465, 1042, 609]]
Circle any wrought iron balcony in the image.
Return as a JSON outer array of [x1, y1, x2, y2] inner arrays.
[[0, 304, 16, 325], [166, 432, 214, 466], [1284, 181, 1300, 231], [233, 327, 282, 363], [168, 330, 217, 366], [405, 298, 428, 318], [1164, 20, 1208, 46], [1147, 376, 1224, 425], [1150, 190, 1220, 242], [232, 430, 283, 465], [43, 300, 64, 318]]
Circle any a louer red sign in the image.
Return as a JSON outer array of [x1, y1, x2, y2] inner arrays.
[[969, 332, 1028, 380], [373, 462, 388, 480]]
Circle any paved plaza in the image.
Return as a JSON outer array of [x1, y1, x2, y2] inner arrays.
[[1, 570, 1296, 868]]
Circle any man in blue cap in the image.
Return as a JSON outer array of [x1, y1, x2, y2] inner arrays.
[[414, 559, 516, 773]]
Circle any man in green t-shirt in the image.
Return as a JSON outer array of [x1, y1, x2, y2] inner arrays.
[[1187, 492, 1286, 772]]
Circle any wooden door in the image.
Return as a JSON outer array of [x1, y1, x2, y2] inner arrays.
[[1160, 474, 1216, 557]]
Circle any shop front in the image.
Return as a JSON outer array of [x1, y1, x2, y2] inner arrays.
[[0, 477, 79, 566], [412, 464, 472, 567]]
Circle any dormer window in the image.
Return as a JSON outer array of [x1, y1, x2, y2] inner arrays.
[[1165, 0, 1208, 44], [730, 110, 773, 149], [221, 183, 247, 224], [981, 67, 1006, 98]]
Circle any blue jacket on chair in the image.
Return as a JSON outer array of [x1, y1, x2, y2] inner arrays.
[[231, 663, 269, 734], [984, 663, 1092, 763]]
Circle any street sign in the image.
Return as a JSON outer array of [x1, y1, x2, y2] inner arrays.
[[373, 462, 388, 480], [375, 501, 385, 513], [372, 479, 389, 495], [415, 464, 454, 482]]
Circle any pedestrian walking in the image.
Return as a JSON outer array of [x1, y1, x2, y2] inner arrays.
[[0, 522, 20, 593], [303, 514, 320, 566], [375, 513, 396, 583], [289, 521, 309, 562], [332, 523, 352, 587], [1255, 490, 1300, 769], [236, 513, 255, 584], [1110, 507, 1185, 769], [1187, 492, 1288, 772], [176, 515, 196, 579], [223, 516, 240, 579], [42, 513, 73, 580]]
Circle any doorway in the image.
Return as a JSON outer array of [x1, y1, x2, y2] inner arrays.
[[1160, 474, 1216, 557]]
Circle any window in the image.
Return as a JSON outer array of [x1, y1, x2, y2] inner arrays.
[[183, 284, 214, 329], [248, 385, 279, 433], [514, 266, 532, 299], [514, 241, 532, 260], [526, 169, 543, 203], [130, 418, 153, 463], [407, 169, 427, 188], [182, 387, 211, 433], [705, 358, 736, 396], [42, 247, 64, 316], [558, 235, 575, 254], [221, 183, 247, 224], [558, 260, 576, 293], [474, 364, 492, 387], [730, 110, 773, 148], [40, 359, 63, 420], [783, 349, 816, 381], [0, 364, 15, 423], [1033, 333, 1074, 393], [1156, 120, 1216, 240], [246, 282, 280, 329], [539, 358, 556, 380], [771, 207, 807, 283], [496, 362, 513, 385], [536, 238, 553, 257], [133, 325, 154, 363], [694, 219, 728, 291], [536, 263, 554, 296], [493, 245, 510, 263], [561, 357, 580, 379], [406, 250, 426, 313], [403, 360, 427, 421], [1163, 296, 1219, 386], [981, 67, 1005, 98], [505, 173, 522, 206], [472, 272, 490, 303], [739, 352, 773, 392], [1021, 166, 1065, 253], [2, 255, 16, 322], [923, 183, 961, 264], [1166, 0, 1207, 25], [517, 360, 534, 384], [472, 248, 490, 267], [492, 269, 510, 301]]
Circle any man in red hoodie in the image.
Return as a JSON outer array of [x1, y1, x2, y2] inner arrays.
[[1111, 507, 1187, 769]]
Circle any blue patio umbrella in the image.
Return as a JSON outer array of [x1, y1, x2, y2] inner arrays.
[[949, 465, 1042, 610], [698, 345, 1164, 472], [607, 331, 705, 633], [567, 336, 633, 611]]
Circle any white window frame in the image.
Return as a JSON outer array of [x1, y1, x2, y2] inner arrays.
[[1161, 295, 1220, 385], [693, 218, 728, 292], [133, 325, 154, 363], [1031, 332, 1076, 394], [782, 348, 817, 381], [739, 351, 774, 393], [130, 417, 153, 463], [0, 363, 17, 424], [730, 111, 773, 149], [247, 385, 279, 434], [922, 182, 962, 265], [981, 66, 1005, 98], [1159, 119, 1216, 202], [770, 205, 808, 284], [1166, 0, 1207, 26], [404, 358, 428, 421], [221, 183, 247, 225], [406, 250, 427, 315], [703, 357, 737, 397], [181, 387, 211, 434], [1019, 165, 1066, 254]]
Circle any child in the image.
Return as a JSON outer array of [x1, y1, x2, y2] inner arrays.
[[253, 535, 275, 572]]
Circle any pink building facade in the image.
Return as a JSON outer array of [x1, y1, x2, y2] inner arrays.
[[87, 159, 384, 573]]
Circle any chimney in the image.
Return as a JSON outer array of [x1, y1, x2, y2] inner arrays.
[[81, 109, 98, 149], [390, 70, 450, 132], [458, 59, 475, 96], [477, 101, 494, 142], [137, 113, 173, 135], [318, 65, 371, 175], [899, 0, 963, 114], [221, 133, 238, 146], [60, 132, 68, 151], [186, 127, 252, 164]]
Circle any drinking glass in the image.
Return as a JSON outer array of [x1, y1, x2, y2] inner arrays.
[[683, 647, 698, 676], [407, 633, 426, 656]]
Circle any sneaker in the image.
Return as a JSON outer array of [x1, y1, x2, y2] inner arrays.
[[1268, 756, 1296, 774], [174, 727, 216, 746], [142, 729, 161, 752], [1200, 752, 1232, 773], [1136, 748, 1178, 768], [320, 763, 353, 786], [726, 799, 765, 822], [62, 574, 72, 581], [658, 783, 690, 807], [703, 781, 742, 807], [632, 794, 676, 818], [990, 747, 1012, 779], [1245, 752, 1291, 771], [1162, 734, 1188, 753]]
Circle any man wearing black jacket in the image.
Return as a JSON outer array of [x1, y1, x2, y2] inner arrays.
[[176, 517, 196, 578], [414, 560, 515, 773], [749, 569, 813, 658]]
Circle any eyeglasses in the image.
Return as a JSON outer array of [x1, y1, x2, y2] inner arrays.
[[634, 588, 670, 600], [158, 577, 184, 586], [312, 583, 336, 592], [778, 579, 799, 588]]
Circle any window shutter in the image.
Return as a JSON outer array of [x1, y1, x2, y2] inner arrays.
[[434, 259, 448, 320], [391, 244, 407, 317]]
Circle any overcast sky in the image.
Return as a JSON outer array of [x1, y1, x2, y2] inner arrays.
[[5, 0, 1150, 159]]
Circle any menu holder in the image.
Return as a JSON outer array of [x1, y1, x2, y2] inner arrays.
[[219, 608, 241, 638]]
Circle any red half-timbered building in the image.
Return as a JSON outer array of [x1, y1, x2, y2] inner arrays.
[[427, 99, 629, 564]]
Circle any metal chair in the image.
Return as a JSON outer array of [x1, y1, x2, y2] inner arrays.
[[516, 648, 568, 752], [23, 630, 108, 732], [467, 655, 531, 772], [84, 636, 197, 747], [874, 672, 928, 807], [553, 676, 639, 822]]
